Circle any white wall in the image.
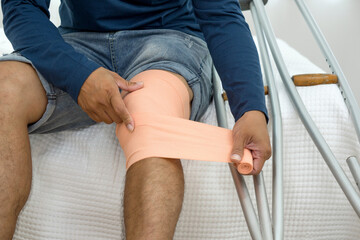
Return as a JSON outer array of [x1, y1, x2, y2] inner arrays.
[[243, 0, 360, 104], [0, 0, 61, 26], [1, 0, 359, 104]]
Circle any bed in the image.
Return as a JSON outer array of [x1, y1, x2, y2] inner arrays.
[[1, 15, 360, 240]]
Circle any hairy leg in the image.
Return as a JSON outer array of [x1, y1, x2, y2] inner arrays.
[[124, 157, 184, 240], [0, 61, 47, 239], [123, 71, 192, 239]]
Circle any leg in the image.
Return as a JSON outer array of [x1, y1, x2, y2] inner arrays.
[[124, 157, 184, 240], [0, 61, 47, 239], [123, 70, 192, 240]]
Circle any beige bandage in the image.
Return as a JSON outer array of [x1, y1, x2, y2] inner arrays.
[[116, 70, 253, 174]]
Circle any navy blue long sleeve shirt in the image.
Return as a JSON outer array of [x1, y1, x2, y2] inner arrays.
[[2, 0, 267, 122]]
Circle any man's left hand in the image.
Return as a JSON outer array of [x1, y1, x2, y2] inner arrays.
[[230, 110, 272, 175]]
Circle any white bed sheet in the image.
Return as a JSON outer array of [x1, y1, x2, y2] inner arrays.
[[1, 29, 359, 239]]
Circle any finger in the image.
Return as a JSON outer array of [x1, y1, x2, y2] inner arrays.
[[94, 109, 112, 124], [120, 89, 129, 98], [88, 111, 102, 123], [109, 91, 134, 131], [102, 111, 114, 124], [252, 145, 272, 175], [104, 106, 122, 124], [251, 157, 266, 175], [230, 132, 245, 165], [91, 103, 113, 124], [112, 73, 144, 92]]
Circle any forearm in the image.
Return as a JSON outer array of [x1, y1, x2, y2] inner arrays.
[[193, 0, 268, 121]]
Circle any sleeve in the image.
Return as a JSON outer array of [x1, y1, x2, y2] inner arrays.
[[1, 0, 101, 102], [192, 0, 268, 122]]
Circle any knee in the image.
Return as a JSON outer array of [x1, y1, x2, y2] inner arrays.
[[0, 61, 47, 123], [0, 62, 32, 102], [128, 157, 183, 176]]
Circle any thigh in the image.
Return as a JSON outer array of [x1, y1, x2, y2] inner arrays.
[[114, 29, 213, 121], [0, 53, 94, 134], [33, 32, 116, 133], [0, 32, 113, 134]]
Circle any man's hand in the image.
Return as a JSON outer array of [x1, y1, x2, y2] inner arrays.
[[230, 110, 272, 175], [78, 67, 143, 131]]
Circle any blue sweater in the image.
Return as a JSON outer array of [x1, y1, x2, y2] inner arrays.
[[2, 0, 267, 122]]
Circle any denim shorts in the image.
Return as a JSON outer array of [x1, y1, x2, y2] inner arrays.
[[0, 29, 213, 134]]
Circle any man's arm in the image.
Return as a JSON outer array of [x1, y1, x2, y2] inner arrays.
[[2, 0, 140, 128], [192, 0, 271, 174]]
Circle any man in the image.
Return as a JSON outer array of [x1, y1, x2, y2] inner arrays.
[[0, 0, 271, 239]]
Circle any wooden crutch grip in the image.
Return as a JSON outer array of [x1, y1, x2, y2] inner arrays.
[[292, 74, 338, 86], [222, 74, 336, 99], [264, 86, 268, 95], [222, 92, 228, 101]]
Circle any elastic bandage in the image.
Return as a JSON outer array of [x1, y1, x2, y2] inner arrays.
[[116, 70, 253, 174]]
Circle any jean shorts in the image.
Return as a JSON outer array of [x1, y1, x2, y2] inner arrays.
[[0, 29, 213, 134]]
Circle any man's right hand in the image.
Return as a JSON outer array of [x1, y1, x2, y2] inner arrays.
[[78, 67, 144, 131]]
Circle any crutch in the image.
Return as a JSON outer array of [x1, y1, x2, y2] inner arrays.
[[213, 68, 274, 240], [293, 0, 360, 197], [249, 0, 360, 216], [213, 2, 283, 239]]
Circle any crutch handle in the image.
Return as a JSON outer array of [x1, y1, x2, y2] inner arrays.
[[292, 74, 338, 86], [264, 86, 268, 95]]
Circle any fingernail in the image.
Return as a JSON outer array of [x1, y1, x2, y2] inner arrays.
[[136, 81, 143, 85], [127, 124, 134, 132], [231, 154, 241, 163]]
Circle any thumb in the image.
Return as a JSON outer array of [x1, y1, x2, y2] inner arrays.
[[230, 134, 245, 165], [112, 73, 144, 92]]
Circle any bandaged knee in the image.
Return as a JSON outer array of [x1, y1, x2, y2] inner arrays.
[[116, 70, 253, 174]]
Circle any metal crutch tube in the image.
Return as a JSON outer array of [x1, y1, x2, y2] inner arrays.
[[250, 2, 284, 239], [254, 173, 273, 240], [252, 0, 360, 217], [212, 68, 263, 240], [347, 156, 360, 192], [294, 0, 360, 144]]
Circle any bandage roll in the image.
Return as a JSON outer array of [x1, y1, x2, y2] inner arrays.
[[116, 70, 254, 174], [237, 150, 253, 174]]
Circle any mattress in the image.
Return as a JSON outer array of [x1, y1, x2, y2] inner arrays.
[[1, 29, 359, 239]]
